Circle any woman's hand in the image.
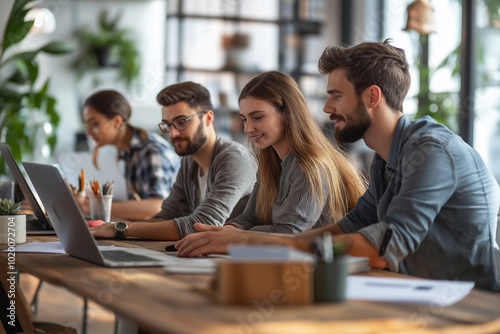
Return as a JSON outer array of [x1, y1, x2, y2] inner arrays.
[[175, 223, 247, 257]]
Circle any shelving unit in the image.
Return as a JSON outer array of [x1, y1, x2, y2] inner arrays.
[[164, 0, 329, 122]]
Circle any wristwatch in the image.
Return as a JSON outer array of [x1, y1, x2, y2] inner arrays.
[[114, 222, 128, 239]]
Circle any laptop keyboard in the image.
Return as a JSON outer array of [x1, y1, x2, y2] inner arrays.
[[26, 215, 51, 231], [101, 250, 161, 262]]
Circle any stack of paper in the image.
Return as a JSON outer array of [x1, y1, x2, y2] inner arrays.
[[347, 276, 474, 306]]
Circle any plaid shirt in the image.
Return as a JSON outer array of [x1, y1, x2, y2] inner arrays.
[[119, 130, 180, 200]]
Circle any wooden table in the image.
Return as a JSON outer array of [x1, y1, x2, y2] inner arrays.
[[2, 236, 500, 334]]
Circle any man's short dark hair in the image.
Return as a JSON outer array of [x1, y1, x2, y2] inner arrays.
[[318, 39, 411, 112], [157, 81, 213, 111]]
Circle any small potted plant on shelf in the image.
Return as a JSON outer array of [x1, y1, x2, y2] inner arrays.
[[72, 9, 141, 90], [0, 198, 26, 244]]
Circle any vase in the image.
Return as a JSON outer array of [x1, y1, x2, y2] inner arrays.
[[314, 255, 348, 303], [0, 214, 26, 244], [93, 47, 112, 67]]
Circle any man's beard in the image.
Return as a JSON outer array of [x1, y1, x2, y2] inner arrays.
[[175, 121, 207, 156], [334, 100, 371, 144]]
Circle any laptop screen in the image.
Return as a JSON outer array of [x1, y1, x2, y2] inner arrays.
[[0, 143, 51, 228], [23, 162, 106, 265]]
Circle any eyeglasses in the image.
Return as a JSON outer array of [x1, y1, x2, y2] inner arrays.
[[158, 110, 207, 133]]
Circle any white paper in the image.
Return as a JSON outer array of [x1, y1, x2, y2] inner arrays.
[[347, 276, 474, 306], [4, 241, 115, 254]]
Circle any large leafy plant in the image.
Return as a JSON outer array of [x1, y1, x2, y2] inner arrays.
[[0, 0, 73, 174], [72, 9, 141, 90], [413, 36, 459, 132], [413, 0, 500, 132]]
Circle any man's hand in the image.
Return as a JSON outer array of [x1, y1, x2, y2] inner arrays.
[[333, 233, 388, 269], [175, 223, 243, 257], [90, 223, 116, 238]]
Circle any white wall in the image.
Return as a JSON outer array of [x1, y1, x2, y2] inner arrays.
[[1, 0, 168, 161]]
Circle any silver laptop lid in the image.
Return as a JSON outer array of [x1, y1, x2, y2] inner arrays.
[[23, 162, 168, 267], [23, 162, 106, 266], [0, 143, 52, 229]]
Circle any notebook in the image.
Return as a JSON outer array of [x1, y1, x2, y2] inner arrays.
[[0, 143, 55, 235], [23, 162, 170, 267], [228, 245, 371, 274]]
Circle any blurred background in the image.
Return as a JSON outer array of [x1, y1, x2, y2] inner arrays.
[[1, 0, 499, 184], [1, 1, 500, 332]]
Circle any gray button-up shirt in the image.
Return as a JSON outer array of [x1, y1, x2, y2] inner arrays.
[[338, 115, 500, 291], [230, 153, 330, 233]]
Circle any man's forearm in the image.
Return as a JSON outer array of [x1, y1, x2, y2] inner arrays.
[[111, 198, 164, 221], [333, 233, 388, 268], [125, 219, 181, 240], [310, 223, 345, 236], [285, 223, 345, 251], [286, 227, 388, 270]]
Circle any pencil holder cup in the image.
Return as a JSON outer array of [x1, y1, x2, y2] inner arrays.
[[89, 195, 113, 222], [313, 255, 348, 303]]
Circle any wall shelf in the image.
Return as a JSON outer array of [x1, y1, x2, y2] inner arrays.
[[165, 0, 328, 121]]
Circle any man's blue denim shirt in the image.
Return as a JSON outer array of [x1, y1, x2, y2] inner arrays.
[[338, 115, 500, 291]]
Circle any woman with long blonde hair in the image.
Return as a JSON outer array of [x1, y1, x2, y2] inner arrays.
[[226, 71, 366, 233]]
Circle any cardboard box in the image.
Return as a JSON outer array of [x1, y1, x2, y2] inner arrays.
[[214, 260, 314, 305]]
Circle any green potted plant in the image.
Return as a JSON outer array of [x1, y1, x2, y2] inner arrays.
[[484, 0, 500, 26], [72, 9, 141, 90], [0, 198, 26, 244], [0, 0, 74, 175], [413, 0, 500, 133]]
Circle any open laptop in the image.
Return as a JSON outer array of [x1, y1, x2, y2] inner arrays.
[[0, 143, 55, 235], [23, 162, 170, 267]]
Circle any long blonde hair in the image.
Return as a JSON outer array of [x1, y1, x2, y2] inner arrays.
[[239, 71, 367, 224]]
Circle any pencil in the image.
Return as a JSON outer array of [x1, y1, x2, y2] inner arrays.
[[80, 169, 85, 192]]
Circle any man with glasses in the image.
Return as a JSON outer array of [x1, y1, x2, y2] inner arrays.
[[90, 81, 256, 240]]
